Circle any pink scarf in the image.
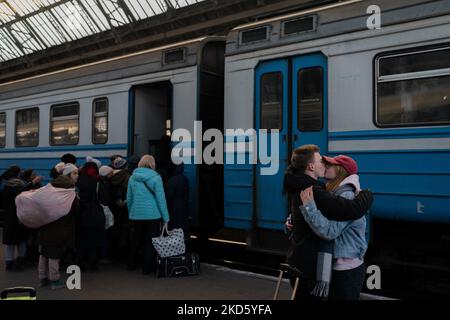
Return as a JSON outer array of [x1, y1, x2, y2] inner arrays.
[[16, 183, 76, 229]]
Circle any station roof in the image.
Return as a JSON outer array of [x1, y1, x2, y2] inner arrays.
[[0, 0, 205, 63]]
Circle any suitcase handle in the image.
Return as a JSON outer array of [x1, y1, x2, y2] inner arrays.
[[1, 287, 36, 300], [273, 264, 302, 300]]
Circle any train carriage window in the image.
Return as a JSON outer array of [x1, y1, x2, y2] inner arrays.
[[93, 98, 108, 144], [50, 102, 79, 146], [298, 68, 323, 131], [261, 72, 283, 130], [376, 46, 450, 127], [15, 107, 39, 147], [0, 112, 5, 148], [240, 26, 270, 46]]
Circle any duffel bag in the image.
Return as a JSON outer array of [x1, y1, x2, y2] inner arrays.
[[156, 253, 200, 278]]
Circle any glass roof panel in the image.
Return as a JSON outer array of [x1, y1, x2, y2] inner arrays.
[[0, 0, 205, 63]]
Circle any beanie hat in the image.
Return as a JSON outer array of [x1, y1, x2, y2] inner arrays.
[[112, 157, 127, 169], [99, 165, 114, 177], [86, 156, 102, 169], [62, 163, 78, 176]]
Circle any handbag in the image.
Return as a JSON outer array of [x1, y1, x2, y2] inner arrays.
[[96, 183, 114, 230], [152, 224, 186, 258]]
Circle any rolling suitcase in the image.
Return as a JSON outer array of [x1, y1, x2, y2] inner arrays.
[[156, 252, 200, 278], [273, 263, 302, 300], [1, 287, 37, 300]]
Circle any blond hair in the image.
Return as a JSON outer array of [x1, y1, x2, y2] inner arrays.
[[138, 155, 156, 170], [326, 165, 349, 192]]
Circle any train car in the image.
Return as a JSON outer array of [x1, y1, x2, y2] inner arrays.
[[0, 36, 226, 231], [223, 0, 450, 255]]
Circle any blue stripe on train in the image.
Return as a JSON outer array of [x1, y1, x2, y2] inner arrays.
[[327, 150, 450, 224], [223, 149, 450, 230], [329, 127, 450, 140]]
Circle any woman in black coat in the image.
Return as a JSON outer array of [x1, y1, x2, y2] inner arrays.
[[165, 163, 189, 236], [1, 166, 42, 271], [76, 162, 106, 272]]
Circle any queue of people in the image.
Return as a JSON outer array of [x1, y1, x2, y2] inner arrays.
[[1, 145, 373, 299], [0, 152, 190, 289]]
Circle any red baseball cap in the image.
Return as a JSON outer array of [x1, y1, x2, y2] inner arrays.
[[322, 155, 358, 175]]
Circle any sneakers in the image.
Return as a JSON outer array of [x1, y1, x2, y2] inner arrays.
[[50, 280, 66, 290]]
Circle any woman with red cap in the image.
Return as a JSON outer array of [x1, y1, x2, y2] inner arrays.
[[299, 155, 368, 300]]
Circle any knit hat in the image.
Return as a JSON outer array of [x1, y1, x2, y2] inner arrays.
[[62, 163, 78, 176], [86, 156, 101, 169], [99, 165, 114, 177], [61, 153, 77, 164], [112, 157, 127, 169]]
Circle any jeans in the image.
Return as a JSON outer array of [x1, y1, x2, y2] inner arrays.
[[329, 263, 366, 300], [38, 255, 60, 281], [4, 242, 27, 262]]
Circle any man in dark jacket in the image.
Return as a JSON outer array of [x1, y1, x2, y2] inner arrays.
[[109, 158, 131, 262], [76, 162, 106, 272], [283, 145, 373, 300], [165, 163, 189, 237], [1, 165, 42, 271]]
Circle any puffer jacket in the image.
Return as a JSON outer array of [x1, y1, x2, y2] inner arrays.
[[127, 167, 169, 222]]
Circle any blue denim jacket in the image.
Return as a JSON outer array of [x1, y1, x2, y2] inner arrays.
[[300, 182, 367, 260]]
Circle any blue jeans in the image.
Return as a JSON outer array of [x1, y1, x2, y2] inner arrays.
[[4, 242, 27, 262]]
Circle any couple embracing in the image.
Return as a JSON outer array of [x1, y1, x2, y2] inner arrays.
[[284, 144, 374, 300]]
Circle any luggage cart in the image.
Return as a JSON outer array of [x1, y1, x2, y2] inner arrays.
[[273, 263, 303, 300]]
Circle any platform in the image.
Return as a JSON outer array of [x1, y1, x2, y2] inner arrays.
[[0, 255, 293, 300]]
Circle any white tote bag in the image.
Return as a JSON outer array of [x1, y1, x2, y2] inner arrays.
[[152, 224, 186, 258], [96, 183, 114, 230]]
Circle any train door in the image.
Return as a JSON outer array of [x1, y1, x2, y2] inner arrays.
[[255, 59, 289, 229], [254, 53, 327, 230], [129, 81, 172, 162], [292, 53, 328, 152]]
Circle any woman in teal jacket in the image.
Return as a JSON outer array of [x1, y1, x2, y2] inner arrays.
[[127, 155, 169, 274]]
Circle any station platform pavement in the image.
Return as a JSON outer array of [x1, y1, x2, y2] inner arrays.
[[0, 254, 293, 300]]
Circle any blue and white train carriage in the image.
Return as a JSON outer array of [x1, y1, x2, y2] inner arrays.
[[223, 0, 450, 250], [0, 36, 226, 230]]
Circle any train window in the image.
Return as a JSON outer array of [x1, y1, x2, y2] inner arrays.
[[298, 68, 323, 131], [50, 102, 79, 146], [0, 112, 5, 148], [376, 46, 450, 127], [282, 15, 316, 37], [15, 107, 39, 147], [261, 72, 283, 130], [163, 48, 186, 65], [240, 26, 269, 45], [93, 98, 108, 144]]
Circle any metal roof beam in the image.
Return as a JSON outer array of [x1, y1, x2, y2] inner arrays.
[[116, 0, 137, 23], [0, 0, 75, 29], [94, 0, 123, 43], [2, 1, 47, 50]]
